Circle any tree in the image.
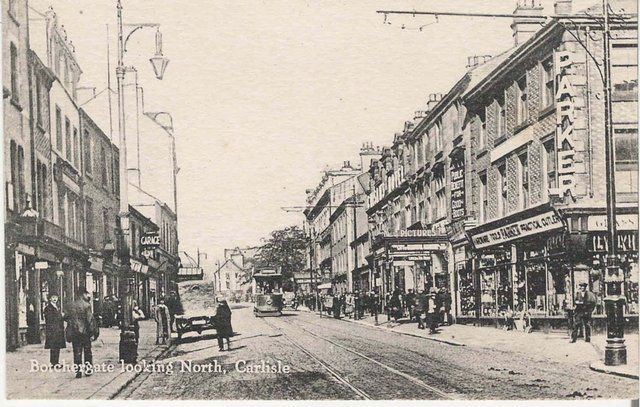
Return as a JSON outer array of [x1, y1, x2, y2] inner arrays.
[[254, 225, 307, 283]]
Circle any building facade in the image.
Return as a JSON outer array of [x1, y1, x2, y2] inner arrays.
[[347, 0, 637, 332]]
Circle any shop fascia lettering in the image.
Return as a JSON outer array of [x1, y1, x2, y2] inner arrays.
[[384, 229, 439, 238], [551, 49, 577, 197], [471, 211, 564, 249]]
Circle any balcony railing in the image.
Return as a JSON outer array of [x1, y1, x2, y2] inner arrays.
[[18, 217, 84, 252]]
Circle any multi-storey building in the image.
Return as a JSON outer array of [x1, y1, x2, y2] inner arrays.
[[361, 0, 637, 332], [305, 161, 362, 291], [4, 0, 35, 349], [462, 0, 638, 330], [80, 108, 121, 314]]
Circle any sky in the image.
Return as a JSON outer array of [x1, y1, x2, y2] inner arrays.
[[28, 0, 597, 266]]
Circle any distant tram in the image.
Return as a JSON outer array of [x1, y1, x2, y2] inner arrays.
[[253, 268, 284, 317]]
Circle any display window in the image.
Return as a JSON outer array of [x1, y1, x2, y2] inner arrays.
[[546, 259, 571, 316], [479, 270, 496, 317], [624, 258, 639, 314], [457, 261, 476, 317]]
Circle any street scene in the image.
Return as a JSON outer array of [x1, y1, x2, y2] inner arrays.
[[3, 0, 639, 403]]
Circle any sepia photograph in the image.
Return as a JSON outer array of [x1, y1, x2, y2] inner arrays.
[[2, 0, 639, 402]]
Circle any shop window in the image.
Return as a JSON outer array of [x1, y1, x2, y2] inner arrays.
[[518, 152, 529, 210], [479, 269, 496, 317], [516, 75, 529, 125], [457, 262, 476, 317], [624, 258, 639, 314], [547, 260, 571, 316], [518, 248, 547, 316], [497, 163, 507, 217], [541, 57, 555, 108], [614, 128, 638, 194], [497, 265, 513, 314]]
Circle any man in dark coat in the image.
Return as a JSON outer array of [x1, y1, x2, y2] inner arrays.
[[43, 294, 65, 366], [415, 289, 428, 329], [65, 289, 99, 378], [214, 299, 233, 351], [571, 282, 597, 343], [404, 289, 416, 321]]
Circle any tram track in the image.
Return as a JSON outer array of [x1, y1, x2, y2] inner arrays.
[[265, 314, 457, 400], [260, 317, 372, 400]]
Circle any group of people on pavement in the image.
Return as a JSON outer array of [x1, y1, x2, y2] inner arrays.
[[385, 287, 452, 333], [43, 289, 99, 378], [41, 289, 185, 378]]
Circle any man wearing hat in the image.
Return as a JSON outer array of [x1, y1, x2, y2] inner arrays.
[[571, 282, 597, 343], [427, 287, 439, 334]]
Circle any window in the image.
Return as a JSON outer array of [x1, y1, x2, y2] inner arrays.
[[541, 57, 555, 108], [101, 145, 107, 186], [84, 130, 92, 175], [497, 96, 506, 140], [611, 43, 638, 100], [516, 75, 529, 124], [615, 128, 639, 194], [519, 152, 529, 209], [58, 191, 66, 230], [9, 141, 17, 211], [65, 117, 72, 162], [479, 172, 487, 223], [86, 199, 94, 247], [434, 169, 446, 219], [103, 209, 110, 244], [434, 122, 443, 153], [73, 127, 79, 168], [497, 163, 507, 217], [55, 107, 63, 151], [543, 139, 557, 197], [131, 224, 137, 257], [36, 78, 42, 126], [10, 42, 18, 104], [112, 154, 119, 195], [478, 110, 487, 149], [17, 146, 25, 211]]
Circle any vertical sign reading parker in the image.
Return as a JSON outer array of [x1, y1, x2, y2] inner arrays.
[[450, 159, 465, 220]]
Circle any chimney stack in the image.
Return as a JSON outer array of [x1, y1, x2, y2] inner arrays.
[[554, 0, 572, 15], [426, 93, 443, 111], [511, 0, 545, 46], [466, 55, 493, 69]]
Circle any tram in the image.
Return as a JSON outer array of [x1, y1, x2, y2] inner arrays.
[[253, 268, 284, 317]]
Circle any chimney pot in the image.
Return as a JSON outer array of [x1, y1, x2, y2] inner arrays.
[[554, 0, 572, 15]]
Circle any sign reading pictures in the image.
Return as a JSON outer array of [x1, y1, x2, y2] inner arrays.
[[469, 210, 564, 249], [384, 229, 439, 238], [450, 161, 465, 220], [140, 232, 160, 250]]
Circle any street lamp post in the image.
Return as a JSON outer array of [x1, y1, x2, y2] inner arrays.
[[601, 0, 626, 366], [115, 0, 169, 362]]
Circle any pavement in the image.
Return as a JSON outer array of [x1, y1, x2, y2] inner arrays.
[[302, 307, 639, 379], [5, 320, 175, 400]]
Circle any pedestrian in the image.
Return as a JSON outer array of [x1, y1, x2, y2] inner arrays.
[[43, 294, 65, 367], [132, 301, 145, 343], [388, 289, 402, 322], [571, 282, 597, 343], [153, 297, 171, 344], [427, 288, 438, 334], [214, 299, 233, 351], [415, 289, 428, 329], [405, 289, 416, 321], [65, 289, 99, 378], [354, 290, 362, 320]]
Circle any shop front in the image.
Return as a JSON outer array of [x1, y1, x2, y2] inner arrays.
[[464, 204, 639, 333], [371, 230, 449, 304]]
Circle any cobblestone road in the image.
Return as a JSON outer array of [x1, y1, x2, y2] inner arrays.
[[116, 304, 638, 400]]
